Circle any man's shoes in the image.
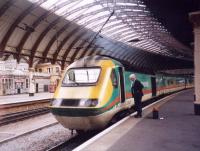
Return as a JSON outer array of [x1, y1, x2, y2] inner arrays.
[[134, 114, 142, 118]]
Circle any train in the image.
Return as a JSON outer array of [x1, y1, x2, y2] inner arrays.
[[49, 56, 193, 132]]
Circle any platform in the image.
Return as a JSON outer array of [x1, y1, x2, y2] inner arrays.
[[78, 89, 200, 151], [0, 93, 54, 105]]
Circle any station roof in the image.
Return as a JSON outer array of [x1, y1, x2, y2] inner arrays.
[[0, 0, 198, 73]]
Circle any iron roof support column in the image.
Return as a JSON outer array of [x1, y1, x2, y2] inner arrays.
[[28, 68, 35, 96], [189, 11, 200, 115]]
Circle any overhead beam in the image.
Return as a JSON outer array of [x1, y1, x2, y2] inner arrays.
[[0, 1, 46, 52], [15, 0, 79, 61], [0, 0, 14, 18]]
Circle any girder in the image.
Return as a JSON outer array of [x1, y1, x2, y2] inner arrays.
[[0, 0, 14, 18], [16, 0, 79, 62], [0, 0, 47, 53]]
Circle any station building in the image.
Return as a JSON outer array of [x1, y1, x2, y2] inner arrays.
[[35, 63, 61, 92], [0, 60, 50, 95]]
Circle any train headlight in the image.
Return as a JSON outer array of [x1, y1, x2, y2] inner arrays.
[[91, 100, 98, 107], [79, 99, 98, 107], [51, 98, 62, 107], [79, 99, 87, 106], [86, 99, 98, 107]]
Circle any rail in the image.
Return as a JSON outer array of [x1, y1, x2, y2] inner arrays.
[[0, 99, 51, 126]]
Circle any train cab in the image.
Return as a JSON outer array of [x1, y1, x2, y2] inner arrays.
[[50, 56, 134, 131]]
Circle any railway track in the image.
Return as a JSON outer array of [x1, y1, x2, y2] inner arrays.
[[0, 121, 58, 144], [0, 107, 50, 126], [47, 130, 100, 151], [0, 99, 51, 126]]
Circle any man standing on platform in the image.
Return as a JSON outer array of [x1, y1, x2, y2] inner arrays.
[[130, 74, 144, 118]]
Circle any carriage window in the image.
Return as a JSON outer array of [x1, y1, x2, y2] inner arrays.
[[111, 69, 118, 88], [62, 68, 101, 86]]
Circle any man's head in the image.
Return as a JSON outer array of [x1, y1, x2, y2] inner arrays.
[[129, 74, 136, 81]]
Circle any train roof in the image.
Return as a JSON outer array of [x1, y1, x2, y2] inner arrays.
[[68, 55, 123, 68]]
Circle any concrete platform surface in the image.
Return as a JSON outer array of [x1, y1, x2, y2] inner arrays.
[[0, 93, 54, 105], [80, 89, 200, 151]]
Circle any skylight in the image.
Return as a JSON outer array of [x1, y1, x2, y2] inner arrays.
[[27, 0, 190, 58]]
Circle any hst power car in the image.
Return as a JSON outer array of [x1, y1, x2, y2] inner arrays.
[[50, 56, 192, 132]]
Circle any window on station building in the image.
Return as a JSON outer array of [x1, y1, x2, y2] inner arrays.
[[56, 67, 59, 73], [11, 79, 13, 88], [39, 68, 42, 72], [5, 79, 8, 89], [9, 79, 12, 89], [26, 79, 29, 88], [21, 82, 24, 89], [2, 79, 5, 90], [47, 68, 51, 73]]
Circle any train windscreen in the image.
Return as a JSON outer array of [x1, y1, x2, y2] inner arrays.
[[62, 68, 101, 86]]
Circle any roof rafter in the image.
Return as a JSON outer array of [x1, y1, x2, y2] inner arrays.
[[0, 0, 47, 52]]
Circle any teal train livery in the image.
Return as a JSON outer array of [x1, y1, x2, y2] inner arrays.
[[50, 56, 193, 132]]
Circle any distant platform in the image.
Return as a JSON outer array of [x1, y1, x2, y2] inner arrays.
[[78, 89, 200, 151], [0, 93, 54, 105]]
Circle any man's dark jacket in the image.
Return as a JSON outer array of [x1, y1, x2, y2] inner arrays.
[[131, 79, 144, 97]]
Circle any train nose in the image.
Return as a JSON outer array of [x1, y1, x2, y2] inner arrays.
[[54, 116, 96, 130], [50, 98, 62, 107], [51, 98, 98, 107]]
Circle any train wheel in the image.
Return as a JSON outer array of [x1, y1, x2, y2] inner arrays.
[[107, 115, 118, 127]]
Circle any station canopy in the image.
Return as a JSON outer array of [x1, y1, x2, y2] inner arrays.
[[0, 0, 198, 73]]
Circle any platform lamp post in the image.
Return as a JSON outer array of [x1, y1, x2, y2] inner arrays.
[[29, 67, 35, 96], [189, 11, 200, 115]]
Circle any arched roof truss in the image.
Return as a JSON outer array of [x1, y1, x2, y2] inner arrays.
[[0, 0, 193, 72]]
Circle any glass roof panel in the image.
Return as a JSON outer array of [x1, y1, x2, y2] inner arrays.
[[104, 18, 120, 26], [68, 0, 94, 11], [41, 0, 60, 9], [67, 9, 87, 20], [30, 0, 42, 2], [54, 1, 82, 15], [115, 3, 137, 6], [79, 14, 107, 26], [82, 5, 103, 14], [106, 27, 132, 36], [102, 24, 128, 33], [118, 33, 138, 40], [27, 0, 191, 59], [88, 11, 110, 20]]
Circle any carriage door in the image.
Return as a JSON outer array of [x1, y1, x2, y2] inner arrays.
[[118, 67, 126, 103], [36, 83, 39, 93], [151, 76, 157, 96]]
